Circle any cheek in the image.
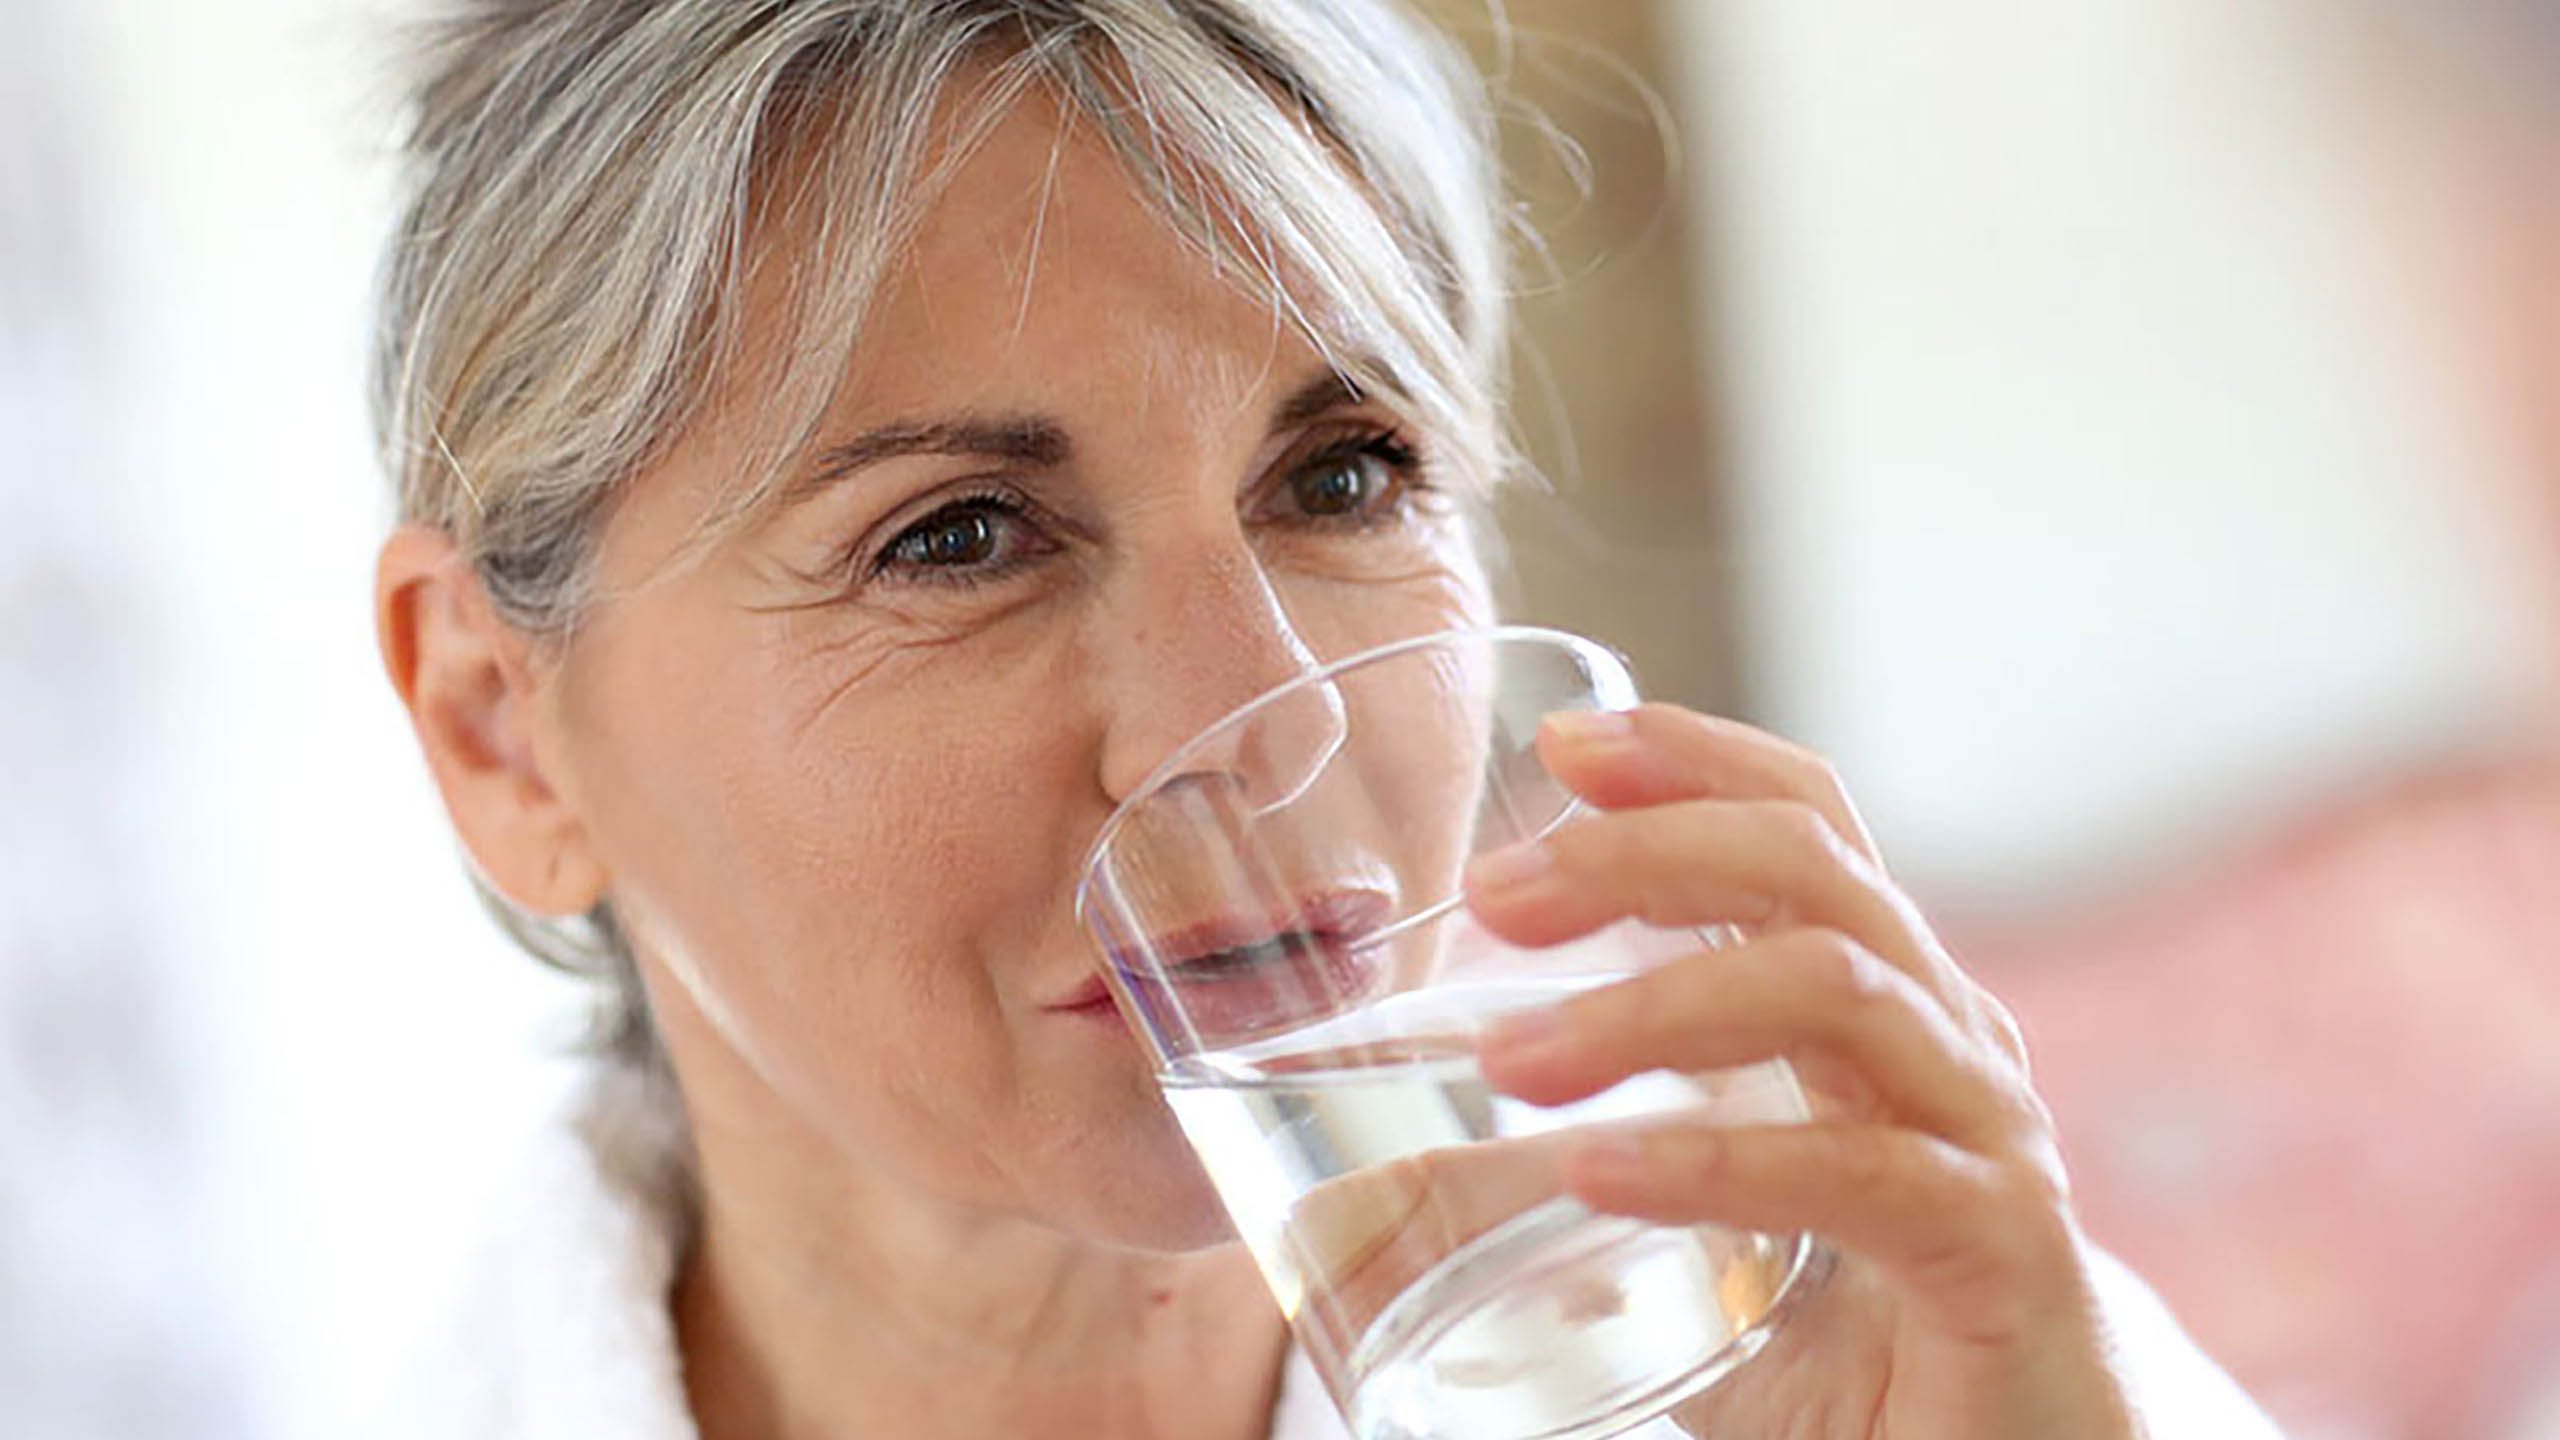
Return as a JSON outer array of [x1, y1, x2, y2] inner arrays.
[[1359, 636, 1502, 915], [1265, 546, 1503, 914], [561, 606, 1091, 1122], [1279, 529, 1496, 661]]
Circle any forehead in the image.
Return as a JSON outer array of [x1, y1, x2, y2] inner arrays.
[[774, 85, 1327, 439]]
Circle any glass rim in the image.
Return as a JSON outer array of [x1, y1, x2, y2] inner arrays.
[[1071, 622, 1632, 929]]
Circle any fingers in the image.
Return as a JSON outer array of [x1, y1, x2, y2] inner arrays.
[[1537, 704, 1880, 862], [1479, 929, 2026, 1153], [1466, 796, 1936, 992], [1478, 706, 2026, 1063], [1563, 1119, 2083, 1344], [1467, 704, 2091, 1362]]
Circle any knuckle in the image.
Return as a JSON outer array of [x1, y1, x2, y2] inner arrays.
[[1760, 800, 1842, 867], [1979, 1074, 2058, 1154], [2005, 1139, 2076, 1217], [1877, 1144, 2086, 1336], [1974, 990, 2034, 1070], [1994, 1172, 2080, 1280], [1789, 749, 1856, 815], [2018, 1088, 2064, 1150], [1911, 1159, 2058, 1324], [1786, 928, 1899, 1013]]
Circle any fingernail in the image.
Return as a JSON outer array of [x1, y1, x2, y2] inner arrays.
[[1482, 1006, 1572, 1064], [1465, 839, 1553, 894], [1544, 708, 1637, 749]]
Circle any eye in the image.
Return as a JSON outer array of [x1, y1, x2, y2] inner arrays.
[[893, 508, 999, 567], [1272, 430, 1425, 528], [870, 491, 1054, 585], [1292, 452, 1383, 517]]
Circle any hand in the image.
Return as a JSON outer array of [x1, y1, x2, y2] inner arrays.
[[1463, 704, 2140, 1440]]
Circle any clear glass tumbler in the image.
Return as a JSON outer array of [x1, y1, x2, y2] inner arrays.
[[1076, 626, 1813, 1440]]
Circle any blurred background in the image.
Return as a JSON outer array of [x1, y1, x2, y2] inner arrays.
[[3, 1, 2554, 1437]]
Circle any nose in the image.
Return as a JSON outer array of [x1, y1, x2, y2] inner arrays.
[[1093, 536, 1345, 810]]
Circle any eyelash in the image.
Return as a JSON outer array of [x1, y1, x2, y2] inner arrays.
[[1282, 428, 1429, 530], [862, 485, 1045, 589], [854, 425, 1434, 590]]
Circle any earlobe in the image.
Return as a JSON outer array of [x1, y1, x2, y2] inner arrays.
[[376, 526, 609, 918]]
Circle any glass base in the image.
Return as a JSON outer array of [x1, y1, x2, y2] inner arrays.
[[1344, 1198, 1807, 1440]]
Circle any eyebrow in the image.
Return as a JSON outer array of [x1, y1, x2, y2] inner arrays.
[[788, 416, 1071, 505], [783, 368, 1376, 509], [1270, 368, 1367, 430]]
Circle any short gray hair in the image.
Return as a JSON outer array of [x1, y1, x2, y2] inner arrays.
[[373, 0, 1512, 1063]]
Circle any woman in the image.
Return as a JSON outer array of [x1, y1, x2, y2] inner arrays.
[[371, 2, 2278, 1436]]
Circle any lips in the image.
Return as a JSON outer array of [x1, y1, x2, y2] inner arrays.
[[1056, 887, 1395, 1042]]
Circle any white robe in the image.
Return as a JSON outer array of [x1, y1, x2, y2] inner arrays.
[[392, 1064, 2285, 1439]]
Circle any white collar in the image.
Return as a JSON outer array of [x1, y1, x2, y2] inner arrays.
[[394, 1061, 1351, 1440], [392, 1060, 700, 1440]]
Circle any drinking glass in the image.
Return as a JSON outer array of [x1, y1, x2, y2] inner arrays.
[[1076, 626, 1814, 1440]]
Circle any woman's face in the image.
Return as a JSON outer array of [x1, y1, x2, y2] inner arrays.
[[533, 95, 1491, 1247]]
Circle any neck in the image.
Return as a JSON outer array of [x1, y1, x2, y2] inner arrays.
[[662, 1032, 1289, 1440]]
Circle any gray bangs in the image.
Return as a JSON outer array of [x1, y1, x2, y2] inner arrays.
[[379, 0, 1509, 635], [702, 3, 1512, 564]]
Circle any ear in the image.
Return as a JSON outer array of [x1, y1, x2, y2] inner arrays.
[[376, 526, 609, 917]]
